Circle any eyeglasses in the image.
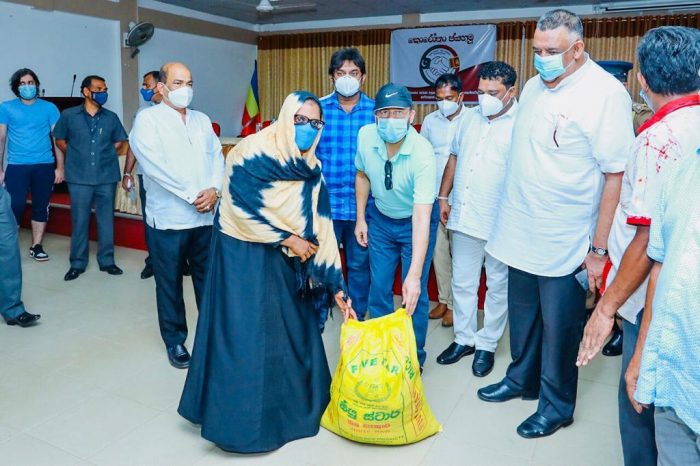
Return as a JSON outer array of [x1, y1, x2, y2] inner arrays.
[[384, 160, 393, 190], [293, 114, 325, 130], [334, 70, 362, 79], [375, 108, 409, 118]]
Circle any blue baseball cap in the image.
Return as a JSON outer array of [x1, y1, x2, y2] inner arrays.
[[374, 83, 412, 111]]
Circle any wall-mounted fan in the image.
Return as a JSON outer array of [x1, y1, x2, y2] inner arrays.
[[124, 21, 155, 58]]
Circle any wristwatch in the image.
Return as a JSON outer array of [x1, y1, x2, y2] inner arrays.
[[214, 188, 222, 199], [590, 245, 608, 257]]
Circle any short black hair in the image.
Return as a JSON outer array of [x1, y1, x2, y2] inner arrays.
[[80, 75, 106, 92], [9, 68, 40, 97], [328, 48, 366, 76], [638, 26, 700, 96], [434, 73, 462, 93], [479, 61, 517, 88], [143, 70, 160, 81]]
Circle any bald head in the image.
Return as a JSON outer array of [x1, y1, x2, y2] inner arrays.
[[159, 62, 192, 87]]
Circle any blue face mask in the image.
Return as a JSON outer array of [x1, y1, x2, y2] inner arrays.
[[639, 89, 654, 112], [19, 85, 37, 100], [294, 123, 319, 151], [534, 43, 575, 82], [377, 117, 409, 144], [140, 88, 155, 102], [91, 91, 108, 106]]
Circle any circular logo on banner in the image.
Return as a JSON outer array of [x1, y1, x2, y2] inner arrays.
[[419, 45, 461, 86]]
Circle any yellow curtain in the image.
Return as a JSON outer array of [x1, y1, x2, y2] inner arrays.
[[258, 13, 699, 123]]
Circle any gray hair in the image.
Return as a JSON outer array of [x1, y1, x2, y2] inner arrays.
[[537, 9, 583, 41]]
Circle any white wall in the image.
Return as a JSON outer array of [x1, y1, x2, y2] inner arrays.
[[0, 1, 124, 120], [138, 28, 257, 137]]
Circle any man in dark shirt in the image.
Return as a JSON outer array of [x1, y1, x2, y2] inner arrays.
[[54, 75, 128, 281]]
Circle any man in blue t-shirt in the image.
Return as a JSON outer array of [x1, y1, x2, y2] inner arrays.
[[0, 68, 62, 261]]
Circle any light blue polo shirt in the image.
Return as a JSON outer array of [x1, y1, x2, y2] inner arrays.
[[355, 124, 436, 219]]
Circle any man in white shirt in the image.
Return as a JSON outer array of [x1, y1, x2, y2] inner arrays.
[[130, 62, 225, 369], [419, 73, 468, 327], [435, 61, 518, 378], [477, 10, 634, 439]]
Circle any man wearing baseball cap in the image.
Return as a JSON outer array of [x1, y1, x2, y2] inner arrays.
[[354, 83, 438, 370]]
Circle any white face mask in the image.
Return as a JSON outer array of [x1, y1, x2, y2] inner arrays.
[[437, 99, 460, 118], [335, 75, 361, 98], [166, 85, 193, 109], [478, 92, 509, 117]]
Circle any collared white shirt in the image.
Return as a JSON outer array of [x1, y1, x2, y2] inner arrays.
[[134, 101, 156, 176], [486, 56, 634, 277], [130, 102, 225, 230], [607, 104, 700, 323], [420, 106, 468, 194], [447, 101, 518, 240]]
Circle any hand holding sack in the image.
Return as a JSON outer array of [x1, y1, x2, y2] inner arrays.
[[321, 308, 441, 445]]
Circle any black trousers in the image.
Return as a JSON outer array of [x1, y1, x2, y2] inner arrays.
[[147, 224, 212, 347], [504, 266, 586, 421]]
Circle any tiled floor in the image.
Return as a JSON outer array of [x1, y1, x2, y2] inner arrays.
[[1, 231, 623, 466]]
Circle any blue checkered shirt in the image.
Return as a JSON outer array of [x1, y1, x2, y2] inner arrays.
[[316, 92, 375, 221], [636, 147, 700, 435]]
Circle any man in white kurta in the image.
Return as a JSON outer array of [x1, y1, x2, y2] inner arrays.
[[130, 62, 225, 369], [434, 61, 518, 378]]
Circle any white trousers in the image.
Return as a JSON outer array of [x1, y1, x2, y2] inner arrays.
[[432, 222, 453, 307], [451, 231, 509, 352]]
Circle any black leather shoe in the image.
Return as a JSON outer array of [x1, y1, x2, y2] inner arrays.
[[167, 344, 191, 369], [436, 342, 475, 365], [602, 327, 623, 356], [472, 350, 495, 377], [477, 381, 539, 403], [64, 268, 85, 281], [516, 413, 574, 439], [99, 264, 123, 275], [140, 263, 154, 279], [6, 312, 41, 327]]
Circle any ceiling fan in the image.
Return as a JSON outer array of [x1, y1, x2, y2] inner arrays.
[[216, 0, 317, 16]]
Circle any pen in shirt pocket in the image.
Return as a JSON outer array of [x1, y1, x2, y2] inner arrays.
[[553, 113, 568, 148]]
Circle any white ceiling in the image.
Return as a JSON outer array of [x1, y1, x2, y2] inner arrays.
[[153, 0, 686, 25]]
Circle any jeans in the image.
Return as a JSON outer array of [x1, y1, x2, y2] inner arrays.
[[366, 202, 438, 367], [0, 186, 26, 320], [333, 219, 370, 319]]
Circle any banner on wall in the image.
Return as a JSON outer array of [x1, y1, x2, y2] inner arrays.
[[390, 25, 497, 103]]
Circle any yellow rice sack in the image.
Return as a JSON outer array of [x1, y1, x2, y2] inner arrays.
[[321, 308, 442, 445]]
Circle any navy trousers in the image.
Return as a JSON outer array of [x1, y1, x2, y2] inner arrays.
[[0, 186, 26, 321], [147, 224, 212, 347], [504, 266, 587, 421], [67, 182, 117, 270], [620, 311, 657, 466], [366, 202, 438, 367]]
